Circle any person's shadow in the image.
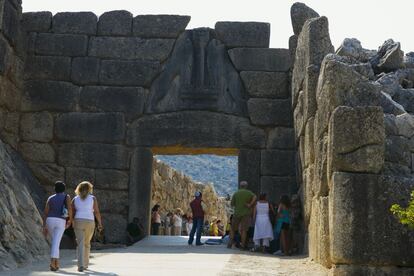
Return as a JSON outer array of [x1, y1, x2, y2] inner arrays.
[[54, 269, 118, 275]]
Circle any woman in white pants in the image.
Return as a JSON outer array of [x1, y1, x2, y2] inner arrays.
[[71, 181, 103, 272], [43, 181, 72, 271]]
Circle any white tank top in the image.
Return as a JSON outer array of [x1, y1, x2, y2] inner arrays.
[[74, 194, 95, 221]]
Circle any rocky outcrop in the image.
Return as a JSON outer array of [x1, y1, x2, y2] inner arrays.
[[291, 2, 414, 273], [151, 159, 229, 225], [0, 139, 48, 271]]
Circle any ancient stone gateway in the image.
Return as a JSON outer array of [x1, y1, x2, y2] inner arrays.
[[0, 0, 414, 274], [18, 11, 296, 243]]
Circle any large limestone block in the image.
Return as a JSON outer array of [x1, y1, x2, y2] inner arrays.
[[71, 57, 100, 85], [393, 88, 414, 113], [385, 135, 411, 167], [129, 148, 153, 234], [267, 127, 295, 149], [215, 22, 270, 48], [2, 0, 20, 46], [290, 2, 320, 35], [292, 16, 334, 109], [52, 12, 97, 35], [19, 142, 55, 163], [304, 117, 315, 168], [394, 112, 414, 138], [302, 164, 314, 226], [22, 80, 79, 112], [80, 86, 146, 121], [95, 169, 129, 190], [28, 162, 65, 186], [0, 140, 48, 270], [99, 59, 160, 86], [330, 172, 414, 266], [331, 264, 414, 276], [20, 112, 53, 142], [24, 55, 71, 81], [65, 167, 95, 189], [35, 33, 88, 56], [372, 39, 404, 73], [132, 15, 190, 38], [97, 10, 132, 36], [57, 143, 130, 169], [238, 149, 261, 195], [328, 106, 385, 175], [315, 55, 382, 140], [260, 176, 296, 204], [318, 196, 331, 267], [228, 48, 291, 72], [261, 150, 296, 176], [240, 71, 289, 99], [313, 135, 328, 197], [248, 98, 293, 127], [55, 112, 125, 143], [88, 37, 175, 61], [0, 77, 21, 111], [94, 189, 128, 214], [22, 11, 52, 32], [101, 213, 128, 243], [126, 111, 266, 148]]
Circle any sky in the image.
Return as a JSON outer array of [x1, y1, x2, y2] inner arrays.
[[22, 0, 414, 53]]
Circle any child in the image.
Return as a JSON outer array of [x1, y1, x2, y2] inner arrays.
[[274, 195, 291, 256]]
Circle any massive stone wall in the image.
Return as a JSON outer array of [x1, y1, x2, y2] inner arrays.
[[290, 3, 414, 274], [152, 159, 228, 226], [0, 0, 24, 149], [15, 7, 295, 244]]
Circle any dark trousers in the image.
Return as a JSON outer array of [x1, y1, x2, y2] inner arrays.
[[151, 223, 160, 235], [188, 217, 203, 245]]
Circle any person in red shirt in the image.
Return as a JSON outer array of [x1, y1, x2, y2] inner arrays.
[[188, 191, 206, 245]]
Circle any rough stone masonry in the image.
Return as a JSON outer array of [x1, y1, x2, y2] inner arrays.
[[0, 0, 412, 274]]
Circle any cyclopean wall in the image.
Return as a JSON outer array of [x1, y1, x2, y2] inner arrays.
[[290, 3, 414, 275], [17, 8, 295, 243]]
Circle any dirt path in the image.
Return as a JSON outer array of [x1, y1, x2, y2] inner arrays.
[[0, 236, 328, 276]]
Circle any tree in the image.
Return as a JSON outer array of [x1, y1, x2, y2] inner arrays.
[[390, 190, 414, 229]]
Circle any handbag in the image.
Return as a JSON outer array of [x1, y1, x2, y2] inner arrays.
[[61, 194, 69, 218]]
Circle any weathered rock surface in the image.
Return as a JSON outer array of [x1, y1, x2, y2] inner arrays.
[[328, 106, 385, 174], [290, 2, 320, 35], [215, 22, 270, 48], [97, 10, 132, 36], [88, 37, 175, 61], [0, 139, 48, 270], [127, 111, 266, 148], [80, 86, 146, 120], [55, 113, 125, 143], [22, 12, 52, 32], [371, 39, 404, 73], [228, 48, 291, 72], [151, 159, 229, 227], [52, 12, 97, 35], [330, 172, 414, 266], [240, 71, 289, 99], [336, 38, 376, 63], [248, 98, 293, 127], [132, 15, 190, 38]]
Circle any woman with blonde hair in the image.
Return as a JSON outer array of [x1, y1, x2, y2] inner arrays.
[[71, 181, 103, 272]]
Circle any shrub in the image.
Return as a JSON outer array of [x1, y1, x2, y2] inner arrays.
[[390, 190, 414, 229]]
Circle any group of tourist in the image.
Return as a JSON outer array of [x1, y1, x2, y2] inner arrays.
[[43, 181, 102, 272], [150, 204, 198, 236], [187, 181, 294, 256]]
